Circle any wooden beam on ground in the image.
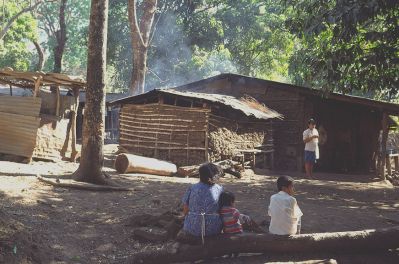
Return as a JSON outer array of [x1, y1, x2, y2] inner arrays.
[[36, 174, 133, 191], [129, 226, 399, 264]]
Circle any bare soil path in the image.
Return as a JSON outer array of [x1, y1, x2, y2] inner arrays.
[[0, 145, 398, 263]]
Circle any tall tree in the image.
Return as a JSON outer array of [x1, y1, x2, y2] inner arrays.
[[37, 0, 90, 75], [127, 0, 157, 94], [73, 0, 108, 184], [53, 0, 67, 73], [38, 0, 68, 74]]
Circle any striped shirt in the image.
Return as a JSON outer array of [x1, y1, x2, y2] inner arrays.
[[220, 206, 243, 234]]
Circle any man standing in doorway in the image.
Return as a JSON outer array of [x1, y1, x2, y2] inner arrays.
[[303, 118, 319, 179]]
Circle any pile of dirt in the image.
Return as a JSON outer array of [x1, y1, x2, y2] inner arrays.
[[209, 127, 264, 161], [0, 210, 52, 264]]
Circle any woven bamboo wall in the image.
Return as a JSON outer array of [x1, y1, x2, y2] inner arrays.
[[119, 104, 210, 166], [0, 95, 41, 158]]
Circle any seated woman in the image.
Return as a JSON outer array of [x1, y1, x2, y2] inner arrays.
[[179, 163, 224, 244]]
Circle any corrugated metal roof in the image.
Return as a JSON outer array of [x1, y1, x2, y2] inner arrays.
[[79, 92, 128, 104], [171, 73, 399, 115], [112, 89, 283, 120]]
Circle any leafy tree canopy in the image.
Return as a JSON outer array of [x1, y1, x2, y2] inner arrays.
[[0, 1, 38, 71], [285, 0, 399, 100]]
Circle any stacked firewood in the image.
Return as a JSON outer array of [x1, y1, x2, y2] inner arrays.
[[386, 172, 399, 186]]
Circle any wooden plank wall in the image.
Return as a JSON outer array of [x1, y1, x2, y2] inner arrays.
[[119, 103, 210, 166], [0, 96, 41, 158], [39, 91, 76, 117]]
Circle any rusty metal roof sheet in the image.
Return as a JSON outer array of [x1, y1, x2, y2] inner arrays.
[[111, 88, 283, 120]]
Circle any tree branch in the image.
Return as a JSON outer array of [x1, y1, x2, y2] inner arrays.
[[0, 0, 43, 40], [128, 0, 145, 47]]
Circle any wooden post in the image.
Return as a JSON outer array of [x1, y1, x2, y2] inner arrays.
[[186, 132, 189, 165], [9, 85, 12, 96], [394, 155, 399, 172], [380, 112, 389, 180], [55, 86, 60, 116], [204, 113, 209, 162], [386, 154, 392, 175], [33, 76, 42, 97], [70, 87, 79, 161]]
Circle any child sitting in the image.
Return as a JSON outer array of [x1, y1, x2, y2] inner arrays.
[[268, 176, 303, 235], [219, 191, 263, 234]]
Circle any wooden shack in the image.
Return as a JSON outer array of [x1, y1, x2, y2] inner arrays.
[[112, 89, 282, 167], [0, 69, 85, 162], [167, 73, 399, 175], [77, 92, 126, 142]]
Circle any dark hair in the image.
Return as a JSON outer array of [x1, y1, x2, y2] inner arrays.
[[277, 176, 294, 191], [219, 191, 235, 207], [199, 163, 223, 185], [308, 118, 316, 125]]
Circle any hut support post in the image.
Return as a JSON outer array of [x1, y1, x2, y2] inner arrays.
[[55, 86, 60, 116], [379, 112, 389, 180], [33, 76, 42, 97], [204, 103, 209, 162], [70, 87, 79, 161]]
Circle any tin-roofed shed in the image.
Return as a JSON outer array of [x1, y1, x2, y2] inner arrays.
[[112, 89, 282, 167], [0, 69, 85, 162]]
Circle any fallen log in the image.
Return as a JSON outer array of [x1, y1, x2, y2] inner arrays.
[[130, 226, 399, 264], [114, 153, 177, 176], [36, 175, 134, 191], [177, 160, 242, 178]]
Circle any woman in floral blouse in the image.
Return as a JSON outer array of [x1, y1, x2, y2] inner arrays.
[[181, 163, 224, 243]]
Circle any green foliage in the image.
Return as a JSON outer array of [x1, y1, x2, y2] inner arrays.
[[38, 0, 90, 75], [285, 0, 399, 100], [3, 0, 396, 103], [0, 1, 37, 71]]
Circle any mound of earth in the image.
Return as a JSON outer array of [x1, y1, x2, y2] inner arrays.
[[0, 210, 52, 264]]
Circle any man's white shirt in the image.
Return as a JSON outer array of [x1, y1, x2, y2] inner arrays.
[[268, 191, 303, 235], [303, 128, 319, 151]]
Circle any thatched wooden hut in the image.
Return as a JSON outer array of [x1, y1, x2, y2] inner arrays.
[[0, 69, 85, 162], [169, 73, 399, 175], [112, 89, 282, 167]]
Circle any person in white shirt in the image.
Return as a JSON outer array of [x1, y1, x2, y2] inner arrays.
[[268, 176, 303, 235], [303, 118, 319, 179]]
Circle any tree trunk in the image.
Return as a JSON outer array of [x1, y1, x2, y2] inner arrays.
[[127, 0, 157, 95], [130, 226, 399, 264], [73, 0, 108, 184], [53, 0, 68, 74], [32, 40, 44, 71]]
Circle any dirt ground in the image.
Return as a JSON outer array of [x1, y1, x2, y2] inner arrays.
[[0, 144, 398, 264]]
